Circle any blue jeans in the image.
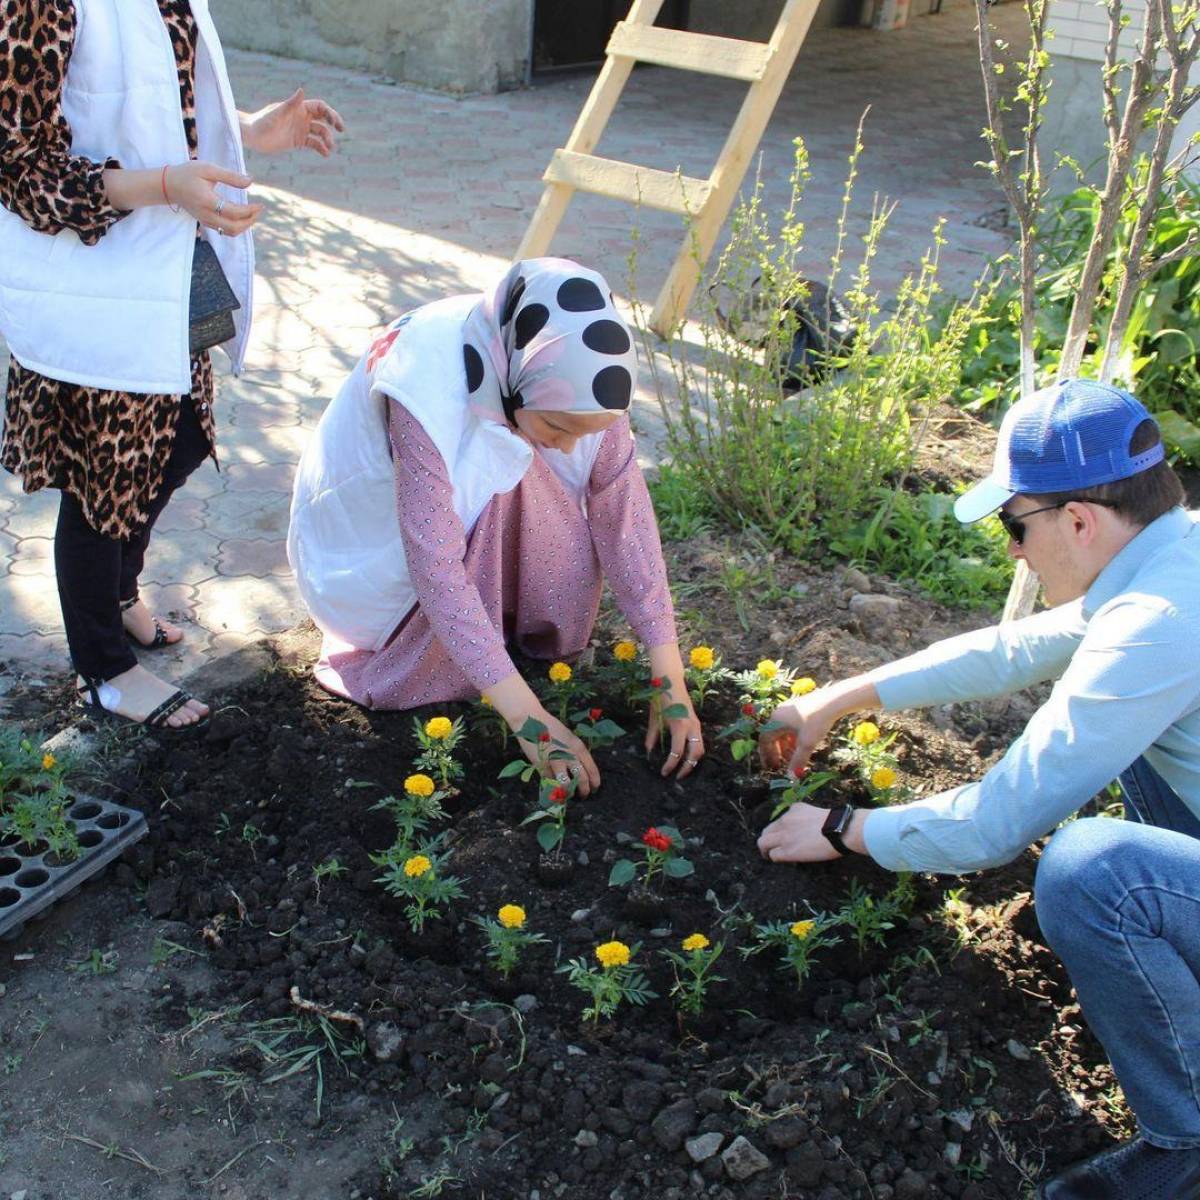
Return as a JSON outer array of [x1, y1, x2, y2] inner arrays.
[[1035, 758, 1200, 1148]]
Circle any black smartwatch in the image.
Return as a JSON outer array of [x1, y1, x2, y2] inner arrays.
[[821, 805, 856, 856]]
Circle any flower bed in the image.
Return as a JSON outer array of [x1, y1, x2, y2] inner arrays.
[[123, 644, 1125, 1199]]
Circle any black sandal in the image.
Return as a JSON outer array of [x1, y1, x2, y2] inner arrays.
[[77, 676, 209, 734], [120, 595, 180, 651]]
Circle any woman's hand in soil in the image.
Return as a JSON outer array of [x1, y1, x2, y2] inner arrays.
[[644, 646, 705, 779], [757, 802, 866, 863], [521, 710, 601, 797]]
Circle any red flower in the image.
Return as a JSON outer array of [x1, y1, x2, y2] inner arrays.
[[549, 786, 568, 804], [589, 707, 603, 722], [650, 677, 663, 689], [742, 703, 756, 717], [642, 827, 672, 853], [792, 764, 809, 779], [538, 732, 551, 743]]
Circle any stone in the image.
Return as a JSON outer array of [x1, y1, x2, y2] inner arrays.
[[574, 1130, 599, 1148], [946, 1109, 974, 1133], [651, 1099, 697, 1151], [685, 1132, 724, 1162], [366, 1021, 404, 1062], [721, 1135, 769, 1180], [848, 592, 902, 629], [894, 1169, 930, 1199], [1007, 1039, 1032, 1061], [621, 1080, 663, 1123], [843, 567, 871, 592], [764, 1116, 807, 1150], [514, 994, 539, 1014], [143, 876, 180, 918]]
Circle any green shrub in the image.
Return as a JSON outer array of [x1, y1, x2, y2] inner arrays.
[[635, 132, 985, 558]]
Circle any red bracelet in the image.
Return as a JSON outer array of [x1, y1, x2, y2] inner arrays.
[[161, 164, 181, 214]]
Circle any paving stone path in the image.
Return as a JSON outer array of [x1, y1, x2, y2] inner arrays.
[[0, 5, 1020, 681]]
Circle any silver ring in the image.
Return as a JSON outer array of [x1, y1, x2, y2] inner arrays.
[[214, 198, 226, 216], [666, 750, 680, 758], [686, 736, 702, 743]]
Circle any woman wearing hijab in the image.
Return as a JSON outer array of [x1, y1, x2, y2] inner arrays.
[[289, 258, 703, 790]]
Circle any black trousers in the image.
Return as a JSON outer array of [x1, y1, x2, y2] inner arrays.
[[55, 395, 211, 681]]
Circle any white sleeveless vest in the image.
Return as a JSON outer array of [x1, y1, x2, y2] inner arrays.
[[287, 295, 605, 652], [0, 0, 253, 394]]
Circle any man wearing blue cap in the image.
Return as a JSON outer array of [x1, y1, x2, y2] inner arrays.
[[757, 379, 1200, 1200]]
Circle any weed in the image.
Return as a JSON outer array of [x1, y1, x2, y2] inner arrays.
[[150, 937, 201, 968], [68, 948, 118, 975], [3, 1053, 21, 1075], [830, 486, 1012, 611], [312, 857, 348, 896], [410, 1172, 461, 1198]]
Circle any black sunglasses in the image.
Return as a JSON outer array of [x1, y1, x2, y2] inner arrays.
[[996, 498, 1119, 546]]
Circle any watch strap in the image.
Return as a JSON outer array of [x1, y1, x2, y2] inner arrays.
[[821, 804, 855, 856]]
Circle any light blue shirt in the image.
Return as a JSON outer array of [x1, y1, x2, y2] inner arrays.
[[862, 507, 1200, 874]]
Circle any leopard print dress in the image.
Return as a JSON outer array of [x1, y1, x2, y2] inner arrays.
[[0, 0, 216, 540]]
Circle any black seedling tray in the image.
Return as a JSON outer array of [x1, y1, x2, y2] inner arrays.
[[0, 795, 147, 939]]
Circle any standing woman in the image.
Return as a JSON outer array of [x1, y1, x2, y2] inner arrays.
[[289, 258, 705, 789], [0, 0, 343, 729]]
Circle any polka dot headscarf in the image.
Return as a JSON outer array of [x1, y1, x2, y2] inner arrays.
[[462, 257, 637, 426]]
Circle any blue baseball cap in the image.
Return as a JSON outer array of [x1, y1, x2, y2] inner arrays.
[[954, 378, 1165, 524]]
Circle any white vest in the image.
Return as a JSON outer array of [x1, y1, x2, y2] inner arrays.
[[288, 295, 605, 652], [0, 0, 253, 394]]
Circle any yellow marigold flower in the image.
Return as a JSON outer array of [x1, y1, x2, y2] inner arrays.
[[791, 677, 817, 696], [548, 661, 572, 684], [689, 646, 715, 671], [404, 773, 436, 797], [425, 716, 453, 740], [613, 640, 637, 663], [851, 721, 881, 746], [498, 904, 526, 929], [682, 933, 710, 952], [755, 658, 779, 680], [480, 694, 493, 707], [871, 766, 898, 791], [790, 920, 816, 940], [595, 940, 631, 968], [403, 855, 432, 878], [41, 752, 56, 771]]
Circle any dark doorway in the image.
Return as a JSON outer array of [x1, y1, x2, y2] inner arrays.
[[532, 0, 692, 72]]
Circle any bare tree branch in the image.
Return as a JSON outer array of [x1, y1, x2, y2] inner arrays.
[[1101, 0, 1200, 381], [1059, 0, 1165, 378], [975, 0, 1049, 399]]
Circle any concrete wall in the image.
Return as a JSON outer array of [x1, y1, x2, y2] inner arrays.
[[210, 0, 532, 94]]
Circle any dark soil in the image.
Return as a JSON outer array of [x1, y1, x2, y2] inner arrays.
[[53, 554, 1131, 1200]]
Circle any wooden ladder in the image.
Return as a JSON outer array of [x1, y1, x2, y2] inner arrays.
[[517, 0, 819, 336]]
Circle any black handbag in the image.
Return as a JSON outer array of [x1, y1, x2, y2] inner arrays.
[[189, 238, 240, 353]]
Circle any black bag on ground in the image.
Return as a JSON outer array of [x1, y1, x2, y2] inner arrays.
[[712, 276, 856, 391], [189, 238, 240, 354]]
